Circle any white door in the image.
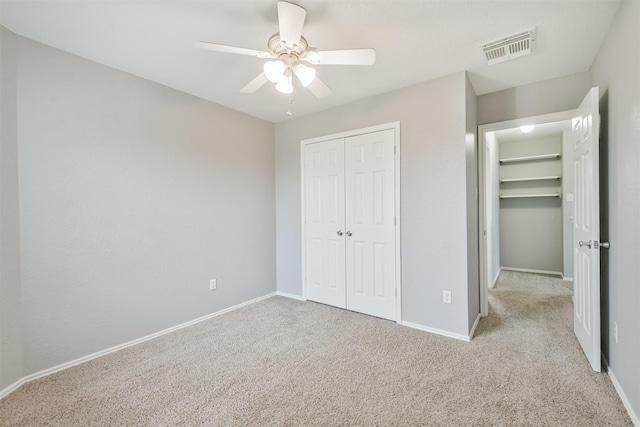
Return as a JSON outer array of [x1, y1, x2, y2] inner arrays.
[[345, 130, 396, 320], [572, 87, 601, 372], [304, 138, 346, 308]]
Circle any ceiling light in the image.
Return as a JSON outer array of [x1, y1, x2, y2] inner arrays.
[[264, 60, 286, 83], [294, 63, 316, 87], [275, 74, 293, 94], [520, 125, 534, 133]]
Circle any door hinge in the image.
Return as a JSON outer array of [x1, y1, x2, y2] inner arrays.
[[394, 145, 396, 155], [395, 288, 397, 297]]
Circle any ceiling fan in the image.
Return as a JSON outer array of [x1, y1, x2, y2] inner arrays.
[[195, 1, 376, 99]]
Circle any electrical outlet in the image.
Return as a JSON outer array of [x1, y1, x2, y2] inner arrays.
[[613, 321, 618, 344], [209, 279, 217, 291], [443, 290, 452, 304]]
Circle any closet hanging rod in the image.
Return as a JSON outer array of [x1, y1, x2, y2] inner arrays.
[[499, 153, 561, 163]]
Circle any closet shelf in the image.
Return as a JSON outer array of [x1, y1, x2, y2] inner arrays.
[[500, 193, 560, 199], [500, 175, 561, 183], [499, 153, 561, 164]]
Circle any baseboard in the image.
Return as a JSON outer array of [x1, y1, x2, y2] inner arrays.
[[468, 313, 481, 340], [490, 268, 501, 289], [500, 267, 563, 277], [275, 291, 306, 301], [0, 292, 276, 401], [401, 321, 471, 342], [603, 357, 640, 426], [0, 377, 26, 401], [562, 276, 574, 282]]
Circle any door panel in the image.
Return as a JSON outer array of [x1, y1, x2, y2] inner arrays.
[[304, 139, 346, 308], [572, 87, 601, 372], [345, 130, 396, 320]]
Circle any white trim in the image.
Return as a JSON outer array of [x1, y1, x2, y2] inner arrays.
[[478, 110, 575, 317], [402, 321, 472, 342], [275, 291, 306, 301], [300, 122, 402, 323], [490, 267, 502, 289], [301, 122, 400, 145], [468, 313, 481, 340], [603, 357, 640, 426], [500, 266, 563, 277], [0, 378, 25, 401], [0, 292, 276, 400], [562, 276, 574, 282]]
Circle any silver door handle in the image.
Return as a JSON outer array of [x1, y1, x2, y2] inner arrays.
[[336, 230, 343, 236], [346, 231, 352, 237], [579, 240, 592, 248], [596, 241, 610, 249]]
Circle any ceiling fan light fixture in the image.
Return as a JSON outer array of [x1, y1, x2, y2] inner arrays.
[[264, 60, 286, 83], [276, 74, 294, 94], [294, 63, 316, 87]]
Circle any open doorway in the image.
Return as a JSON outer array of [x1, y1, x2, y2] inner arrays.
[[478, 111, 575, 317]]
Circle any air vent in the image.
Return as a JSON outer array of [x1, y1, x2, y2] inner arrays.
[[482, 28, 536, 65]]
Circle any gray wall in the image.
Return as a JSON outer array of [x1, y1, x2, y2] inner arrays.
[[0, 27, 24, 391], [276, 72, 476, 337], [590, 0, 639, 417], [498, 136, 563, 273], [477, 72, 591, 125], [11, 32, 276, 375], [465, 75, 480, 329]]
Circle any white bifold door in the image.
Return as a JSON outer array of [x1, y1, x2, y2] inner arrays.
[[304, 129, 397, 321]]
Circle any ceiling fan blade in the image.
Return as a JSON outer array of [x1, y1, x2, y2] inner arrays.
[[307, 76, 332, 99], [240, 73, 269, 93], [316, 49, 376, 66], [195, 41, 273, 59], [277, 1, 306, 49]]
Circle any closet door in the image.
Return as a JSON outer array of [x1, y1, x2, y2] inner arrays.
[[345, 130, 396, 320], [304, 139, 346, 308]]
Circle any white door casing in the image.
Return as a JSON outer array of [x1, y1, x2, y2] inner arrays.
[[572, 87, 601, 372], [301, 122, 401, 322], [345, 130, 397, 320], [304, 138, 346, 308]]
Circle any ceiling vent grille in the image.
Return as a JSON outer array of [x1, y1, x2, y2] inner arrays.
[[482, 28, 536, 65]]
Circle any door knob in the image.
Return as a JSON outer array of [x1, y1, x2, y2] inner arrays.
[[596, 241, 610, 249], [336, 230, 343, 236], [346, 231, 352, 237], [579, 240, 592, 248]]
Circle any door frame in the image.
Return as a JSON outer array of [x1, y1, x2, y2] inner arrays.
[[300, 121, 402, 324], [478, 110, 574, 317]]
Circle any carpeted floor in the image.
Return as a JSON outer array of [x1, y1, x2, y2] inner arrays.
[[0, 271, 632, 426]]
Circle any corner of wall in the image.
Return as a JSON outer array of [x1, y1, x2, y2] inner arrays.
[[0, 25, 25, 392], [465, 72, 480, 332]]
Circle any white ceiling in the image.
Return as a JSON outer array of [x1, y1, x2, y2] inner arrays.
[[0, 0, 620, 123], [494, 120, 572, 143]]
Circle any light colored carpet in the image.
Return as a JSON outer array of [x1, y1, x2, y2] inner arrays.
[[1, 272, 632, 426]]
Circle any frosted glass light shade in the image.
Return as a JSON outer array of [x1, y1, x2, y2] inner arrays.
[[264, 60, 286, 83], [275, 75, 293, 94], [294, 64, 316, 87], [520, 125, 534, 133]]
